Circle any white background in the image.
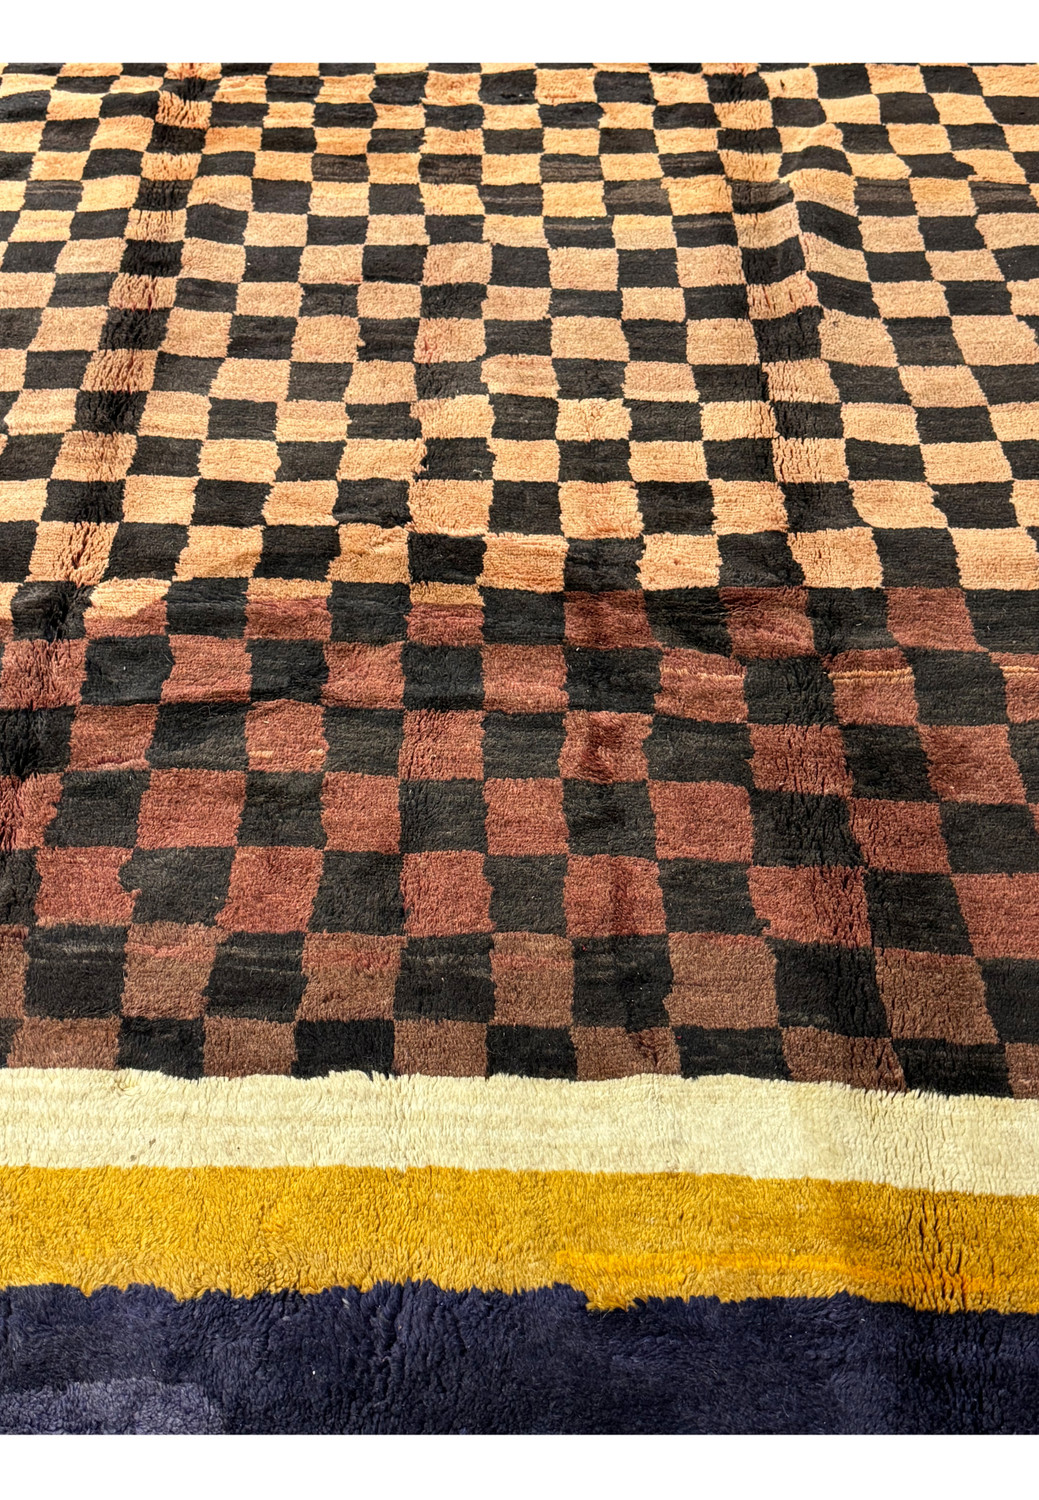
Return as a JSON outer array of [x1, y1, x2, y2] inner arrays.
[[2, 0, 1039, 1482]]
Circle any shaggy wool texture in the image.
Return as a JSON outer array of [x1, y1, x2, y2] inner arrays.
[[1, 59, 1039, 1431]]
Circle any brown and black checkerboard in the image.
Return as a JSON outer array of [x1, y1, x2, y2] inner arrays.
[[1, 62, 1039, 1093]]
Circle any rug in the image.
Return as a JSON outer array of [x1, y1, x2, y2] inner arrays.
[[1, 59, 1039, 1433]]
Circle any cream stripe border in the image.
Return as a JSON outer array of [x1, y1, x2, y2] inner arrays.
[[2, 1067, 1039, 1192]]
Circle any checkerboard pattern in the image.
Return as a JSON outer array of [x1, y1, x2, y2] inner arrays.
[[1, 63, 1039, 1092]]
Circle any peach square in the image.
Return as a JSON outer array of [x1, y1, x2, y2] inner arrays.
[[922, 726, 1026, 803], [137, 770, 246, 848], [952, 528, 1039, 589], [482, 645, 567, 712], [485, 778, 568, 856], [564, 855, 667, 937], [749, 865, 871, 947], [300, 932, 403, 1020], [751, 725, 851, 796], [401, 851, 493, 936], [491, 932, 573, 1025], [849, 799, 950, 873], [34, 847, 134, 926], [650, 782, 753, 861], [218, 847, 322, 933], [560, 711, 651, 782], [400, 710, 484, 779], [323, 643, 404, 708], [788, 528, 883, 589], [480, 534, 567, 593], [321, 773, 400, 852], [559, 480, 642, 539], [656, 650, 747, 721], [666, 932, 777, 1027], [639, 533, 721, 588]]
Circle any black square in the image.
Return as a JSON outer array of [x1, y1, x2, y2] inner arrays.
[[845, 439, 926, 482], [329, 582, 408, 643], [165, 580, 247, 638], [864, 871, 972, 954], [334, 480, 410, 528], [117, 1017, 204, 1079], [966, 592, 1039, 653], [563, 781, 655, 857], [324, 708, 403, 775], [483, 589, 565, 645], [572, 935, 672, 1028], [239, 772, 325, 848], [564, 539, 641, 593], [637, 483, 714, 535], [395, 934, 494, 1021], [82, 636, 173, 705], [206, 932, 306, 1022], [248, 639, 328, 702], [644, 588, 730, 652], [892, 1039, 1010, 1097], [841, 725, 934, 801], [909, 650, 1007, 725], [718, 533, 801, 587], [646, 717, 753, 786], [483, 712, 565, 778], [743, 658, 836, 726], [105, 524, 186, 580], [228, 315, 296, 360], [47, 771, 146, 847], [941, 803, 1039, 874], [408, 533, 485, 584], [149, 704, 248, 770], [257, 526, 339, 581], [402, 645, 483, 710], [293, 1018, 395, 1078], [981, 959, 1039, 1043], [659, 860, 763, 934], [0, 523, 38, 581], [565, 648, 659, 713], [676, 1026, 788, 1080], [400, 780, 488, 852], [0, 707, 73, 779], [807, 589, 893, 653], [885, 319, 964, 366], [773, 941, 886, 1035], [751, 790, 862, 867], [486, 855, 567, 934], [311, 852, 403, 934], [123, 847, 233, 924], [489, 482, 561, 534], [486, 1023, 576, 1080], [25, 925, 126, 1018], [420, 439, 493, 480], [0, 849, 39, 925], [874, 529, 961, 588]]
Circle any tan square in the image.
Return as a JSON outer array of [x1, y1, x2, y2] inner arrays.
[[639, 534, 721, 589], [850, 481, 945, 529], [480, 534, 568, 592], [490, 439, 560, 482], [953, 315, 1039, 365], [841, 404, 919, 445], [924, 442, 1013, 485], [560, 481, 642, 539], [199, 439, 279, 484], [555, 400, 631, 442], [551, 316, 629, 362], [788, 528, 882, 588], [330, 525, 409, 584], [629, 441, 707, 484], [952, 528, 1039, 589], [175, 526, 262, 580], [408, 479, 491, 535], [686, 318, 758, 364]]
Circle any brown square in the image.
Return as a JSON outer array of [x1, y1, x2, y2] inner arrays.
[[749, 865, 871, 947], [572, 1026, 681, 1080], [323, 643, 404, 707], [722, 588, 815, 659], [848, 799, 951, 873], [321, 773, 400, 853], [246, 700, 328, 773], [490, 932, 574, 1026], [300, 933, 403, 1020], [68, 704, 157, 770], [667, 932, 777, 1027], [922, 726, 1026, 804], [401, 851, 493, 936], [34, 846, 134, 927], [564, 591, 655, 649], [1005, 1043, 1039, 1100], [656, 649, 747, 721], [828, 649, 918, 726], [650, 781, 752, 861], [782, 1029, 905, 1091], [393, 1019, 488, 1077], [407, 603, 485, 647], [217, 847, 322, 933], [885, 588, 979, 651], [482, 645, 567, 712], [751, 725, 851, 796], [485, 778, 568, 856], [559, 712, 651, 782], [399, 710, 483, 780], [7, 1017, 120, 1070], [564, 855, 667, 937], [0, 775, 62, 849], [137, 770, 246, 848], [953, 874, 1039, 960], [875, 948, 995, 1043], [0, 638, 86, 709], [203, 1017, 296, 1078], [122, 922, 219, 1019], [163, 636, 251, 703]]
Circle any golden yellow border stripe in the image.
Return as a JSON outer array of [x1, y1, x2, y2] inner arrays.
[[3, 1165, 1039, 1313], [4, 1069, 1039, 1194]]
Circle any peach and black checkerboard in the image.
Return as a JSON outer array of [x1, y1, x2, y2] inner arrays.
[[2, 62, 1039, 1092]]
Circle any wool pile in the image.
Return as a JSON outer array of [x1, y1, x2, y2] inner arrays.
[[1, 59, 1039, 1432]]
